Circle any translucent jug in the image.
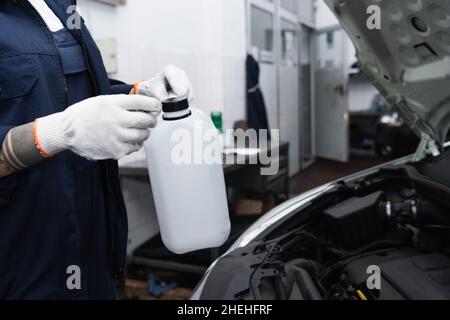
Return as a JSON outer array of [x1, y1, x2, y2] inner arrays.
[[144, 97, 230, 254]]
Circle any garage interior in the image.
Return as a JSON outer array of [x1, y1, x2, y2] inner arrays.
[[73, 0, 424, 300]]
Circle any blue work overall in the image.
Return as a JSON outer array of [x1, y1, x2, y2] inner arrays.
[[0, 0, 131, 299]]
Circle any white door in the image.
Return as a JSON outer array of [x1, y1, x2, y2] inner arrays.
[[278, 4, 300, 176], [248, 1, 279, 130], [314, 27, 350, 163], [247, 0, 301, 176], [300, 25, 315, 169]]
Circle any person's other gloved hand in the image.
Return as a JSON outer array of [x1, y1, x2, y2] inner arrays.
[[34, 95, 161, 160], [133, 65, 195, 102]]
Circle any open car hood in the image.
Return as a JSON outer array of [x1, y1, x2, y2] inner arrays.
[[326, 0, 450, 156]]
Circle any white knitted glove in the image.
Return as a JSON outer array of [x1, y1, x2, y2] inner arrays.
[[133, 65, 194, 102], [34, 95, 161, 160]]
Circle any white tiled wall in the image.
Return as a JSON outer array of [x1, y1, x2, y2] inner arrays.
[[78, 0, 247, 130]]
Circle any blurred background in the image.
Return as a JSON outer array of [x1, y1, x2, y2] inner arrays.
[[78, 0, 420, 299]]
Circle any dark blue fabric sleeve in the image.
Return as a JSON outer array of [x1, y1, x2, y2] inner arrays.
[[0, 125, 16, 204], [110, 79, 133, 95], [0, 125, 13, 147]]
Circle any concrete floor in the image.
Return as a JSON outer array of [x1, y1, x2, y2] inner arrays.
[[290, 157, 385, 195]]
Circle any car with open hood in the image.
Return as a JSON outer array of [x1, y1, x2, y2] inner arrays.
[[192, 0, 450, 300]]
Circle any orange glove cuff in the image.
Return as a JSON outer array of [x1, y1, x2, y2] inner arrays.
[[33, 119, 54, 158], [132, 79, 147, 95]]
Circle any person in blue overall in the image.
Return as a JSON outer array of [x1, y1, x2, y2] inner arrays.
[[0, 0, 193, 299]]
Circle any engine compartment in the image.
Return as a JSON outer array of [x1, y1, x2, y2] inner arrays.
[[235, 154, 450, 300]]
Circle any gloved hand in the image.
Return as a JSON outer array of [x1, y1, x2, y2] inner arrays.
[[133, 65, 195, 102], [34, 95, 161, 160]]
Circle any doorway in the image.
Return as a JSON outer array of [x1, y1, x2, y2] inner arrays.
[[246, 0, 301, 176], [314, 26, 351, 163], [299, 24, 315, 169]]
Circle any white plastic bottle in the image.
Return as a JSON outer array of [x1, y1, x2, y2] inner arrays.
[[144, 96, 231, 254]]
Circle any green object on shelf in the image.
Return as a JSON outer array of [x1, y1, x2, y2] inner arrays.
[[211, 112, 224, 133], [327, 31, 334, 46]]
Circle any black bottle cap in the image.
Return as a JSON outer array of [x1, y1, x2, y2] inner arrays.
[[162, 96, 190, 113]]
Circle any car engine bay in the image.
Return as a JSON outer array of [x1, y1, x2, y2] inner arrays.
[[199, 150, 450, 300]]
